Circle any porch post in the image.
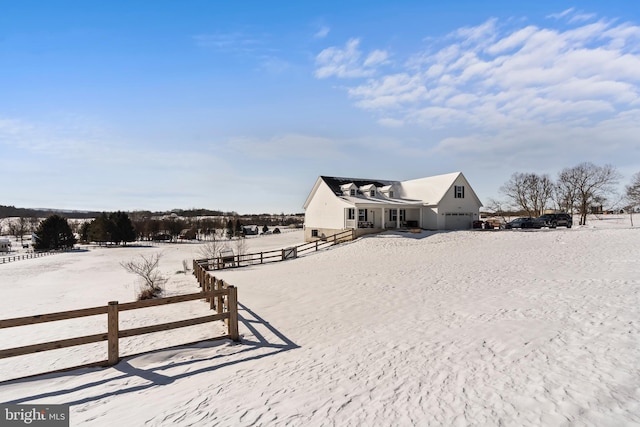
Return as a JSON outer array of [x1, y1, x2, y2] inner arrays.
[[396, 209, 400, 228], [382, 208, 386, 229]]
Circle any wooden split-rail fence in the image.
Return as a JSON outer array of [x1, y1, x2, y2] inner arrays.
[[0, 283, 239, 381], [1, 250, 70, 264], [196, 229, 355, 271]]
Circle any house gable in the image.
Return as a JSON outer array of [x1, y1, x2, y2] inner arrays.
[[400, 172, 482, 207]]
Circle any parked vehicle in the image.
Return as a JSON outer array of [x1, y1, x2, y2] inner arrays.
[[537, 213, 573, 228], [505, 217, 545, 229]]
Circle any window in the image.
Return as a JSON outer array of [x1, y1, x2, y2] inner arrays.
[[358, 209, 368, 221], [389, 191, 394, 198], [311, 229, 318, 237], [347, 208, 355, 220], [350, 189, 356, 196], [454, 185, 465, 198], [370, 190, 375, 197], [390, 209, 406, 221]]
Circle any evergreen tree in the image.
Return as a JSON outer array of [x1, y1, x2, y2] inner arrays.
[[88, 213, 110, 244], [33, 215, 77, 250], [226, 219, 234, 239], [109, 211, 136, 245], [79, 221, 91, 243]]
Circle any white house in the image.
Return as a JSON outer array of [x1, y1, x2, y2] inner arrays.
[[0, 238, 11, 253], [303, 172, 483, 241]]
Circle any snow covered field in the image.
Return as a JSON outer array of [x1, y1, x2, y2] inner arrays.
[[0, 217, 639, 426]]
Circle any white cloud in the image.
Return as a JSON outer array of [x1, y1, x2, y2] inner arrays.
[[451, 17, 498, 47], [569, 12, 597, 24], [363, 49, 389, 67], [313, 12, 640, 181], [323, 15, 640, 132], [486, 25, 538, 55], [314, 38, 389, 79], [547, 8, 575, 20], [314, 26, 330, 39]]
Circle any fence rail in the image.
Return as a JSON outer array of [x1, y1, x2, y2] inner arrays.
[[192, 261, 239, 342], [1, 250, 60, 264], [196, 229, 355, 271], [0, 287, 239, 376]]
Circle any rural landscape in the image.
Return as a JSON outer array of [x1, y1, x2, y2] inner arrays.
[[2, 1, 640, 426], [0, 210, 638, 425]]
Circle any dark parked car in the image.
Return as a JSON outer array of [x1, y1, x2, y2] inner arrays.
[[505, 217, 545, 229], [537, 213, 573, 228]]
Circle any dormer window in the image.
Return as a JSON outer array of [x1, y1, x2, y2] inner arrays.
[[380, 184, 395, 198], [359, 184, 377, 197], [341, 183, 358, 196]]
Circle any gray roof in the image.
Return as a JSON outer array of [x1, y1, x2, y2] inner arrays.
[[320, 176, 423, 206], [320, 176, 397, 196]]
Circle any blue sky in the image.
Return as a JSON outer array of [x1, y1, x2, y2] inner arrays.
[[1, 1, 639, 214]]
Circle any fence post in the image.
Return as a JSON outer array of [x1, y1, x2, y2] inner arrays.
[[204, 274, 210, 303], [216, 279, 224, 315], [228, 286, 239, 341], [209, 276, 215, 310], [260, 252, 263, 264], [315, 240, 318, 251], [107, 301, 119, 365]]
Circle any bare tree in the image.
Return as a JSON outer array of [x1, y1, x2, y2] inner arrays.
[[7, 217, 29, 244], [484, 198, 510, 223], [234, 235, 248, 263], [198, 233, 228, 260], [28, 216, 40, 236], [625, 171, 640, 226], [120, 253, 167, 300], [626, 171, 640, 208], [500, 172, 553, 217], [557, 163, 620, 226]]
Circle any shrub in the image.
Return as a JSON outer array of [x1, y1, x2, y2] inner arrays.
[[120, 253, 167, 300]]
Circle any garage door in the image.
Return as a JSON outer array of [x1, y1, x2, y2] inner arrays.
[[444, 213, 472, 230]]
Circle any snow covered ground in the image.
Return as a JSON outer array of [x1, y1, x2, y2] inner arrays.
[[0, 217, 639, 426]]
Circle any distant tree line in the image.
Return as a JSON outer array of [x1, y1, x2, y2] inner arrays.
[[495, 162, 639, 225], [79, 212, 137, 245], [2, 208, 304, 241], [0, 205, 101, 219]]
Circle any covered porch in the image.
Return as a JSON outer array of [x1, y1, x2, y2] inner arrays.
[[344, 205, 423, 231]]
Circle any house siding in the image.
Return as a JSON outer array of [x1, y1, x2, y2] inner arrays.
[[304, 181, 352, 240], [435, 176, 481, 229]]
